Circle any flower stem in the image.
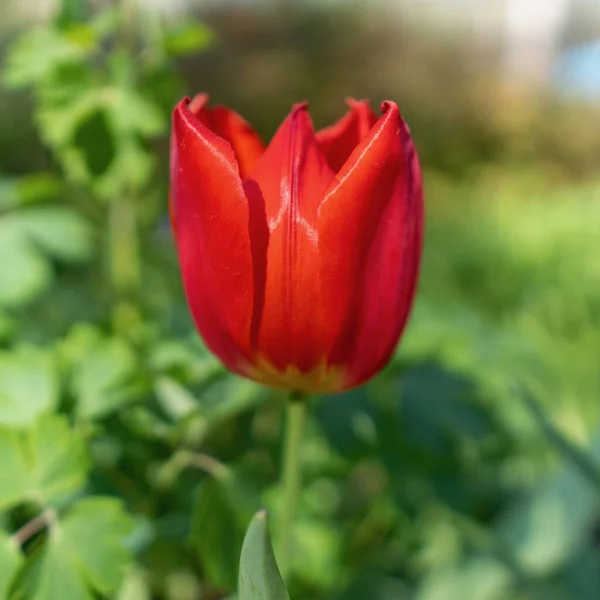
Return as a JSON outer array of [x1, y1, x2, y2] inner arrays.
[[108, 199, 141, 296], [107, 199, 143, 334], [106, 0, 141, 330], [279, 393, 308, 581]]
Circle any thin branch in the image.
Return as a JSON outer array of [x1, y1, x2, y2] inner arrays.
[[12, 509, 57, 546], [183, 450, 230, 480], [520, 389, 600, 489]]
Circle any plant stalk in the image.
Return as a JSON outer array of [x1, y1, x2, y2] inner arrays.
[[278, 393, 308, 581], [107, 0, 141, 303], [108, 199, 141, 296]]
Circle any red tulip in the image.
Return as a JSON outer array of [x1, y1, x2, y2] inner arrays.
[[170, 94, 423, 394]]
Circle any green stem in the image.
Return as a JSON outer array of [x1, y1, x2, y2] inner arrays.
[[107, 0, 141, 329], [107, 199, 142, 334], [107, 199, 141, 295], [279, 393, 308, 581]]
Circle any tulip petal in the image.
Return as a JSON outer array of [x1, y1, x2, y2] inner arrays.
[[245, 104, 336, 374], [188, 94, 265, 179], [171, 97, 261, 373], [315, 98, 378, 173], [318, 101, 424, 386], [349, 123, 423, 385]]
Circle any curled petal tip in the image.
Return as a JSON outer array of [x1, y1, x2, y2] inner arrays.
[[345, 97, 371, 108], [174, 97, 199, 125], [291, 101, 309, 113], [189, 93, 209, 113], [175, 96, 191, 113], [285, 101, 314, 132], [380, 100, 399, 115]]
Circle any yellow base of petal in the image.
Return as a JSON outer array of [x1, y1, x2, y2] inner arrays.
[[244, 356, 346, 394]]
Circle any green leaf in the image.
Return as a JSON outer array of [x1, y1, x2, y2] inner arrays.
[[37, 82, 100, 150], [495, 444, 600, 577], [0, 312, 14, 343], [0, 226, 51, 307], [399, 364, 492, 451], [192, 474, 259, 591], [59, 498, 134, 593], [154, 376, 198, 421], [70, 335, 140, 420], [0, 174, 62, 210], [0, 207, 94, 307], [293, 520, 342, 589], [414, 558, 512, 600], [109, 86, 166, 137], [36, 84, 110, 189], [115, 568, 151, 600], [164, 22, 215, 56], [0, 530, 23, 598], [0, 347, 59, 426], [0, 415, 88, 511], [18, 206, 93, 262], [3, 28, 88, 89], [17, 544, 91, 600], [197, 378, 268, 430], [94, 138, 156, 198], [89, 6, 119, 39], [149, 337, 220, 381], [519, 391, 600, 489], [14, 497, 134, 600], [55, 0, 89, 27], [238, 511, 290, 600], [316, 387, 379, 460]]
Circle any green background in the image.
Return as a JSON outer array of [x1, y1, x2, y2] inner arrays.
[[0, 1, 599, 599]]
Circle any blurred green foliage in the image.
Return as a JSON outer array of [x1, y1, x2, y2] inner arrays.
[[0, 1, 600, 599]]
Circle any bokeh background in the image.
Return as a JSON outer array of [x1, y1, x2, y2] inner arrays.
[[0, 0, 600, 599]]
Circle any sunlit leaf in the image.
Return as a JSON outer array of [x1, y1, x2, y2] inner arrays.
[[0, 226, 50, 307], [149, 337, 221, 382], [0, 415, 88, 511], [154, 376, 198, 421], [414, 558, 512, 600], [109, 86, 166, 137], [0, 530, 23, 599], [197, 378, 269, 429], [70, 335, 141, 420], [294, 520, 342, 589], [164, 22, 215, 56], [14, 497, 134, 600], [3, 28, 88, 89], [0, 347, 59, 426], [0, 206, 93, 307], [115, 568, 152, 600], [14, 206, 94, 263], [0, 174, 62, 210], [238, 511, 290, 600], [94, 138, 156, 199]]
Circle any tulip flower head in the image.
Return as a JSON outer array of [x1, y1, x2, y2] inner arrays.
[[170, 95, 423, 394]]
